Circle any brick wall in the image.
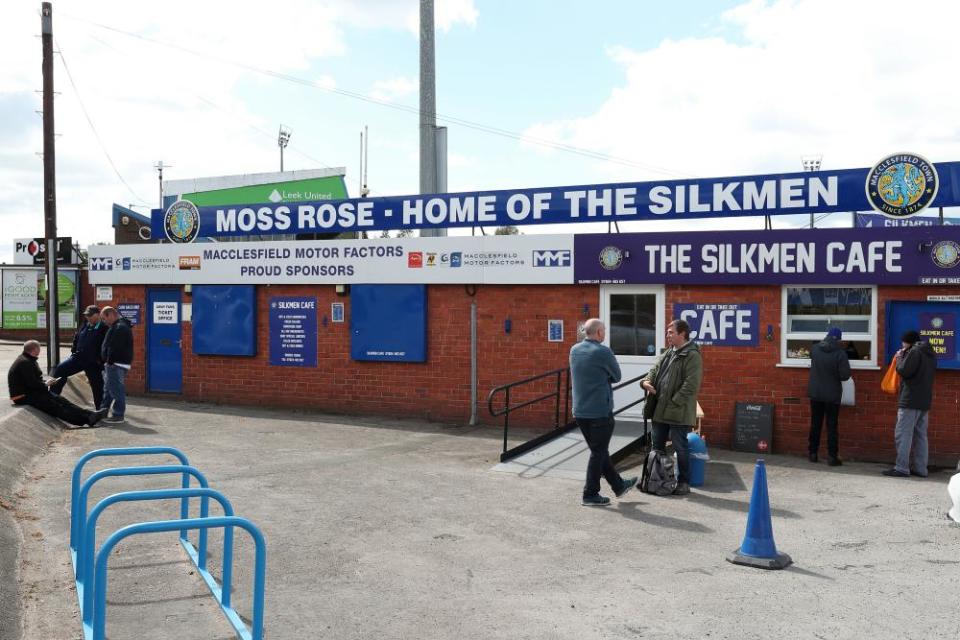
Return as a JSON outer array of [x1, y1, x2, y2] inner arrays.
[[670, 284, 960, 465]]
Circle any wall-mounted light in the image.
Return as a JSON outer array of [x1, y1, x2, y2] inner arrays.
[[583, 303, 590, 318], [335, 284, 350, 296], [184, 284, 192, 295], [504, 318, 512, 334], [766, 324, 774, 341]]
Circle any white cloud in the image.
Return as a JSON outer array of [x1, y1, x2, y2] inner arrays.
[[522, 0, 960, 183], [369, 76, 416, 102]]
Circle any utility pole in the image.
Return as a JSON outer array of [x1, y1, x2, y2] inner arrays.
[[154, 160, 171, 209], [419, 0, 447, 237], [41, 2, 59, 373]]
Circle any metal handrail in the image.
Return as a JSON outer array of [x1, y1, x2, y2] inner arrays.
[[487, 366, 568, 455]]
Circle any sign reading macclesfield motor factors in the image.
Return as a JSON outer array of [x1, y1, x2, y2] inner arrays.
[[151, 154, 959, 240]]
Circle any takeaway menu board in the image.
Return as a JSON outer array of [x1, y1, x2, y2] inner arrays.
[[733, 402, 775, 454]]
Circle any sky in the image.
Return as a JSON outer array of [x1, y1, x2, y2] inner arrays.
[[2, 0, 960, 262]]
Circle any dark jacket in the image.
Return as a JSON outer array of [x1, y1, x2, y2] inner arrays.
[[896, 341, 936, 410], [8, 352, 48, 399], [642, 341, 703, 426], [101, 318, 134, 366], [570, 339, 622, 419], [72, 321, 108, 366], [807, 337, 851, 404]]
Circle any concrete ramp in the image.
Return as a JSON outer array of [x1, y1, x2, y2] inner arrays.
[[492, 419, 647, 480]]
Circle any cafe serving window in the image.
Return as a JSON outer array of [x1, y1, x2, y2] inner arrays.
[[781, 286, 877, 368]]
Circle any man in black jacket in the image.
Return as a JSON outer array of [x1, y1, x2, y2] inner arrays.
[[50, 305, 108, 408], [7, 340, 107, 427], [100, 306, 133, 423], [883, 330, 937, 478], [807, 327, 851, 466]]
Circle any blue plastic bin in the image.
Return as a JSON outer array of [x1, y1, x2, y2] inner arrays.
[[687, 432, 709, 487]]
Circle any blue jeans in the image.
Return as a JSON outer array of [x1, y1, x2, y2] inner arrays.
[[102, 365, 128, 418], [652, 422, 691, 484]]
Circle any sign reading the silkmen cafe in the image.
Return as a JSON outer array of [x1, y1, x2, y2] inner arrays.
[[153, 153, 958, 241], [574, 226, 960, 286]]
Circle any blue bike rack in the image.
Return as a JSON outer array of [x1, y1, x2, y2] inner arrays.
[[69, 447, 266, 640]]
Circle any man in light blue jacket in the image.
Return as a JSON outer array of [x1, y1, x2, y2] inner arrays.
[[570, 318, 637, 506]]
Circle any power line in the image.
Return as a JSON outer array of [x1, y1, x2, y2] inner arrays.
[[61, 13, 697, 178], [55, 40, 150, 205]]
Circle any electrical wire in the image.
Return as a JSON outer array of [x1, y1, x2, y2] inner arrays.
[[60, 13, 697, 178], [55, 40, 151, 205]]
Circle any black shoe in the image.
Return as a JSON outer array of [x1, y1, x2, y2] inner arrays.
[[672, 482, 691, 495], [582, 494, 611, 507], [87, 408, 108, 427], [808, 453, 819, 463], [615, 477, 638, 498], [882, 468, 909, 477], [827, 458, 842, 467], [910, 470, 928, 478], [103, 415, 125, 424]]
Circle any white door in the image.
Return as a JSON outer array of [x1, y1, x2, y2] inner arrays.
[[600, 285, 665, 419]]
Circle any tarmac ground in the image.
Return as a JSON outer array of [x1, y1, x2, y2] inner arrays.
[[1, 344, 958, 639]]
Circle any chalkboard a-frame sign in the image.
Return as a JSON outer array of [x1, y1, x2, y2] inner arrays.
[[734, 402, 775, 453]]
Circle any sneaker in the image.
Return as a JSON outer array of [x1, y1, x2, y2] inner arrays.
[[103, 415, 125, 424], [910, 470, 928, 478], [827, 458, 842, 467], [881, 468, 909, 478], [615, 477, 638, 498], [673, 482, 691, 495], [87, 408, 108, 427], [581, 495, 611, 507], [808, 453, 819, 463]]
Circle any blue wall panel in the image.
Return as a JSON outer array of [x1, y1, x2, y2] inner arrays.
[[192, 285, 257, 356], [350, 285, 427, 362]]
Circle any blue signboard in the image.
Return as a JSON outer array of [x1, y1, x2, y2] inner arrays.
[[117, 303, 141, 326], [152, 159, 960, 239], [855, 213, 958, 228], [192, 285, 256, 356], [674, 303, 759, 346], [885, 301, 960, 369], [350, 285, 427, 362], [269, 296, 317, 367]]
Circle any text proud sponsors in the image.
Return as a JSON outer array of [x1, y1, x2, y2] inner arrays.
[[202, 244, 403, 278]]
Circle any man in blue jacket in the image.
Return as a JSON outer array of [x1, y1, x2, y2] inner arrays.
[[570, 318, 637, 506], [100, 306, 134, 423], [50, 305, 108, 408]]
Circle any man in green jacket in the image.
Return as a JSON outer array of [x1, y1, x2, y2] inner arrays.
[[641, 319, 704, 495]]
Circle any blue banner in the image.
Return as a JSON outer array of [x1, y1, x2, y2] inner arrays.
[[152, 159, 960, 240], [674, 303, 759, 346], [855, 213, 958, 228], [269, 296, 317, 367]]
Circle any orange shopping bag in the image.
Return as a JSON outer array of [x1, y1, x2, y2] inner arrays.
[[880, 358, 899, 394]]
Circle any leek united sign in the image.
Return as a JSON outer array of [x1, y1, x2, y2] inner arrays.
[[152, 155, 960, 241]]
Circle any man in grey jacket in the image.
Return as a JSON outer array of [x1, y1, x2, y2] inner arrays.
[[807, 327, 852, 466], [570, 318, 637, 506], [883, 330, 937, 478]]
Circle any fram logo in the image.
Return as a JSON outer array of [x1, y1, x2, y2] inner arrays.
[[532, 249, 572, 267], [90, 257, 113, 271], [178, 256, 201, 270]]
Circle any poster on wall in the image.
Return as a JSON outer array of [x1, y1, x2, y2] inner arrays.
[[674, 303, 759, 346], [2, 270, 37, 328], [269, 296, 317, 367], [886, 301, 960, 369], [117, 303, 141, 326], [919, 311, 956, 360]]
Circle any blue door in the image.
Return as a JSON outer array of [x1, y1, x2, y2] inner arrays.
[[147, 288, 183, 393]]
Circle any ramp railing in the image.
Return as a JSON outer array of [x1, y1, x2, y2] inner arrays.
[[69, 446, 266, 640]]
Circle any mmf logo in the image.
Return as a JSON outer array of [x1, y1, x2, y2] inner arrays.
[[90, 257, 113, 271], [532, 249, 572, 267]]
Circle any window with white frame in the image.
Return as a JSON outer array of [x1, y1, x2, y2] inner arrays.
[[781, 286, 877, 367]]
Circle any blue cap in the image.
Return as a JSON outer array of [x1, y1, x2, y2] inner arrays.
[[827, 327, 842, 340]]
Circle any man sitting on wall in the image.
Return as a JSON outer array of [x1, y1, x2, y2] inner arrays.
[[8, 340, 107, 428], [49, 305, 108, 408]]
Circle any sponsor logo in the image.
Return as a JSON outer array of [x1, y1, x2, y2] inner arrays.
[[425, 252, 437, 267], [26, 241, 40, 257], [532, 249, 572, 267], [931, 240, 960, 269], [599, 246, 624, 270], [459, 252, 524, 267], [163, 199, 201, 243], [865, 152, 939, 218], [408, 252, 423, 268], [450, 252, 462, 268], [90, 257, 113, 271], [122, 257, 132, 270], [268, 189, 283, 203], [178, 256, 201, 270]]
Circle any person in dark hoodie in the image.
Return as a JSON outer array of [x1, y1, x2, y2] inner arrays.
[[100, 306, 133, 424], [883, 330, 936, 478], [49, 305, 108, 408], [8, 340, 107, 427], [807, 327, 852, 466]]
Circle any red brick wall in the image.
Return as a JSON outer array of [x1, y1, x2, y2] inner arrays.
[[670, 284, 960, 465]]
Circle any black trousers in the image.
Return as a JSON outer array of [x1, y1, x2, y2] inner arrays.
[[576, 415, 625, 498], [50, 355, 104, 409], [20, 392, 92, 427], [809, 400, 840, 458]]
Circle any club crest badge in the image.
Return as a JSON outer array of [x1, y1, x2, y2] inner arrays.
[[931, 240, 960, 269], [599, 246, 624, 271], [865, 153, 938, 219], [163, 200, 201, 243]]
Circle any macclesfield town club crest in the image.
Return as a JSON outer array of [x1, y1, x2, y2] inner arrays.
[[865, 152, 939, 218], [163, 199, 201, 243]]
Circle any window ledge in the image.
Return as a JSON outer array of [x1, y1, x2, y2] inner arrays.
[[776, 363, 882, 371]]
